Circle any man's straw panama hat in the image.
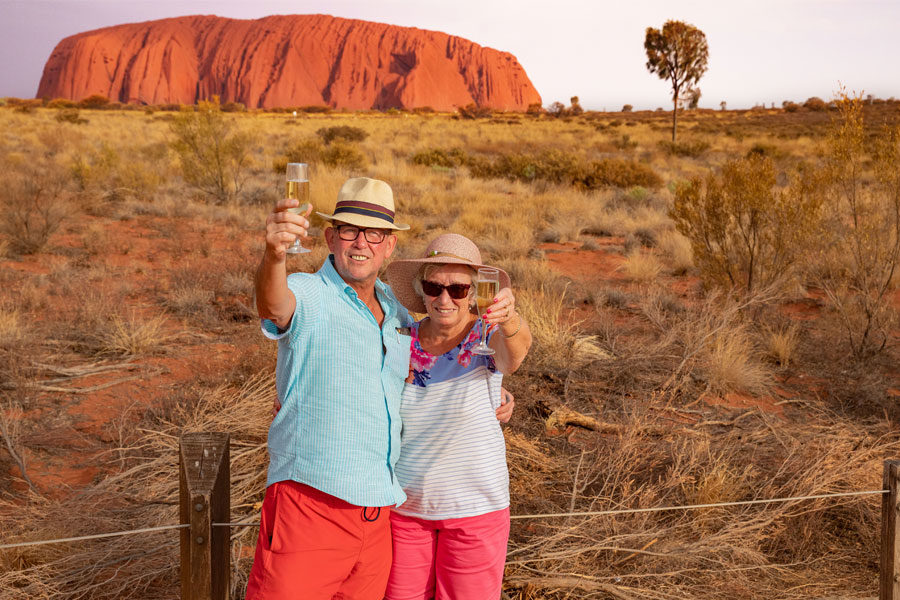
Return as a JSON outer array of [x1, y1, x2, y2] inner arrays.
[[315, 177, 410, 231], [386, 233, 511, 314]]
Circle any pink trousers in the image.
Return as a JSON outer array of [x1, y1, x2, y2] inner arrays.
[[384, 507, 510, 600]]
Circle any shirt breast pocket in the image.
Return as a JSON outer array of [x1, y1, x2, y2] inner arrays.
[[386, 331, 412, 384]]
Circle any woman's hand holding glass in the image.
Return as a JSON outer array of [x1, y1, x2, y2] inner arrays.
[[479, 286, 518, 329]]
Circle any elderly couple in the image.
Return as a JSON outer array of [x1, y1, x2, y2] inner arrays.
[[246, 177, 533, 600]]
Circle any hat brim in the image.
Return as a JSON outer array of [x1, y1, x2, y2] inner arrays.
[[316, 211, 410, 231], [385, 256, 511, 314]]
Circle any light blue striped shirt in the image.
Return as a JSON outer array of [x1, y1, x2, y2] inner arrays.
[[261, 256, 412, 507]]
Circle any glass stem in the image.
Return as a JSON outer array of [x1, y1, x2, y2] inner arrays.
[[480, 317, 488, 347]]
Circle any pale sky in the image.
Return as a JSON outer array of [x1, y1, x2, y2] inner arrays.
[[2, 0, 898, 111]]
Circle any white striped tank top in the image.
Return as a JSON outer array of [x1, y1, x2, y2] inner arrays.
[[394, 319, 510, 520]]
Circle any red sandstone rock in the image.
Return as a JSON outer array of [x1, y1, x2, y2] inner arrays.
[[37, 14, 542, 111]]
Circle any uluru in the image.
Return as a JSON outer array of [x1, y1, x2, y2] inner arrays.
[[36, 14, 542, 111]]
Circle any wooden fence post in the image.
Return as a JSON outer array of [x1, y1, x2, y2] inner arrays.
[[180, 432, 231, 600], [881, 460, 900, 600]]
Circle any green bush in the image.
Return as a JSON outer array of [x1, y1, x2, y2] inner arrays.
[[47, 98, 76, 109], [410, 148, 468, 169], [316, 125, 368, 145], [670, 154, 821, 293], [658, 139, 711, 157], [458, 104, 492, 119], [220, 101, 246, 112], [803, 97, 827, 111], [272, 139, 324, 172], [0, 156, 71, 254], [54, 108, 87, 124], [169, 96, 254, 203], [79, 94, 111, 109], [297, 105, 331, 114], [321, 141, 367, 170], [582, 158, 662, 189]]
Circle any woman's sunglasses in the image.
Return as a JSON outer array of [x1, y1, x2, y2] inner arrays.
[[421, 280, 471, 300]]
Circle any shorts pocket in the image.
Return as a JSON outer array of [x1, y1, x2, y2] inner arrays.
[[268, 481, 307, 554]]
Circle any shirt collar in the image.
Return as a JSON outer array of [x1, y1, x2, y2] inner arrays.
[[318, 255, 395, 319]]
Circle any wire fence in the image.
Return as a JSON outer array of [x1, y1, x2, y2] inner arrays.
[[0, 488, 887, 551]]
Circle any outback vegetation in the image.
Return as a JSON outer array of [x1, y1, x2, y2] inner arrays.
[[0, 94, 899, 599]]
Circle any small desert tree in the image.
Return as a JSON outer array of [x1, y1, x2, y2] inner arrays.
[[670, 154, 822, 294], [0, 154, 71, 254], [644, 20, 709, 143], [169, 96, 254, 203], [813, 93, 900, 357]]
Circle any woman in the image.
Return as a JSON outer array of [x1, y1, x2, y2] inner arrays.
[[384, 233, 532, 600]]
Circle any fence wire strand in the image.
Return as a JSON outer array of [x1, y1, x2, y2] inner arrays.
[[0, 488, 887, 550]]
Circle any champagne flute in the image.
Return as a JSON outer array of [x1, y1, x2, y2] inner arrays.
[[285, 162, 311, 254], [472, 267, 499, 355]]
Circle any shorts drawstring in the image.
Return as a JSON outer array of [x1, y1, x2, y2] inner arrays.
[[362, 507, 381, 522]]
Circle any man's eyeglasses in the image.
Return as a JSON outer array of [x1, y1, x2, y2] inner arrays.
[[335, 225, 389, 244], [421, 280, 471, 299]]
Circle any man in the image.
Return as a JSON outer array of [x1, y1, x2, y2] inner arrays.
[[246, 177, 412, 600]]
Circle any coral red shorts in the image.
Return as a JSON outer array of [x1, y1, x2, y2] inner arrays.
[[385, 508, 510, 600], [245, 480, 392, 600]]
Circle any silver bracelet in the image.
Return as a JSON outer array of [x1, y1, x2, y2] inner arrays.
[[501, 313, 521, 338]]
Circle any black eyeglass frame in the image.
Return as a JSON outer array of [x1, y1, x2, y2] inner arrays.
[[420, 280, 472, 300], [334, 224, 390, 244]]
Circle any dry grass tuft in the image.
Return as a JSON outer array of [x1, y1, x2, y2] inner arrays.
[[98, 312, 172, 356], [763, 323, 801, 367], [703, 324, 772, 396], [619, 250, 663, 283], [518, 285, 609, 371], [657, 229, 694, 274]]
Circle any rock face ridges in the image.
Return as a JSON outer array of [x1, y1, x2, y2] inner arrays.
[[38, 14, 542, 111]]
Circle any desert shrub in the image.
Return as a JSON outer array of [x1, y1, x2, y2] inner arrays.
[[670, 153, 822, 293], [70, 142, 163, 202], [54, 108, 87, 124], [658, 139, 711, 157], [46, 98, 76, 109], [78, 94, 111, 109], [320, 141, 367, 171], [273, 138, 324, 172], [169, 96, 254, 203], [220, 101, 246, 112], [316, 125, 368, 145], [582, 158, 662, 189], [613, 134, 638, 150], [296, 105, 331, 113], [525, 103, 543, 116], [622, 104, 633, 112], [803, 96, 827, 111], [782, 101, 800, 112], [492, 149, 582, 184], [0, 155, 71, 254], [812, 93, 900, 357], [746, 142, 784, 160], [568, 96, 584, 116], [458, 103, 492, 119], [410, 147, 468, 169]]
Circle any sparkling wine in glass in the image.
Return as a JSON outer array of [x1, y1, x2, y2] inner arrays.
[[472, 267, 499, 355], [285, 163, 311, 254]]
